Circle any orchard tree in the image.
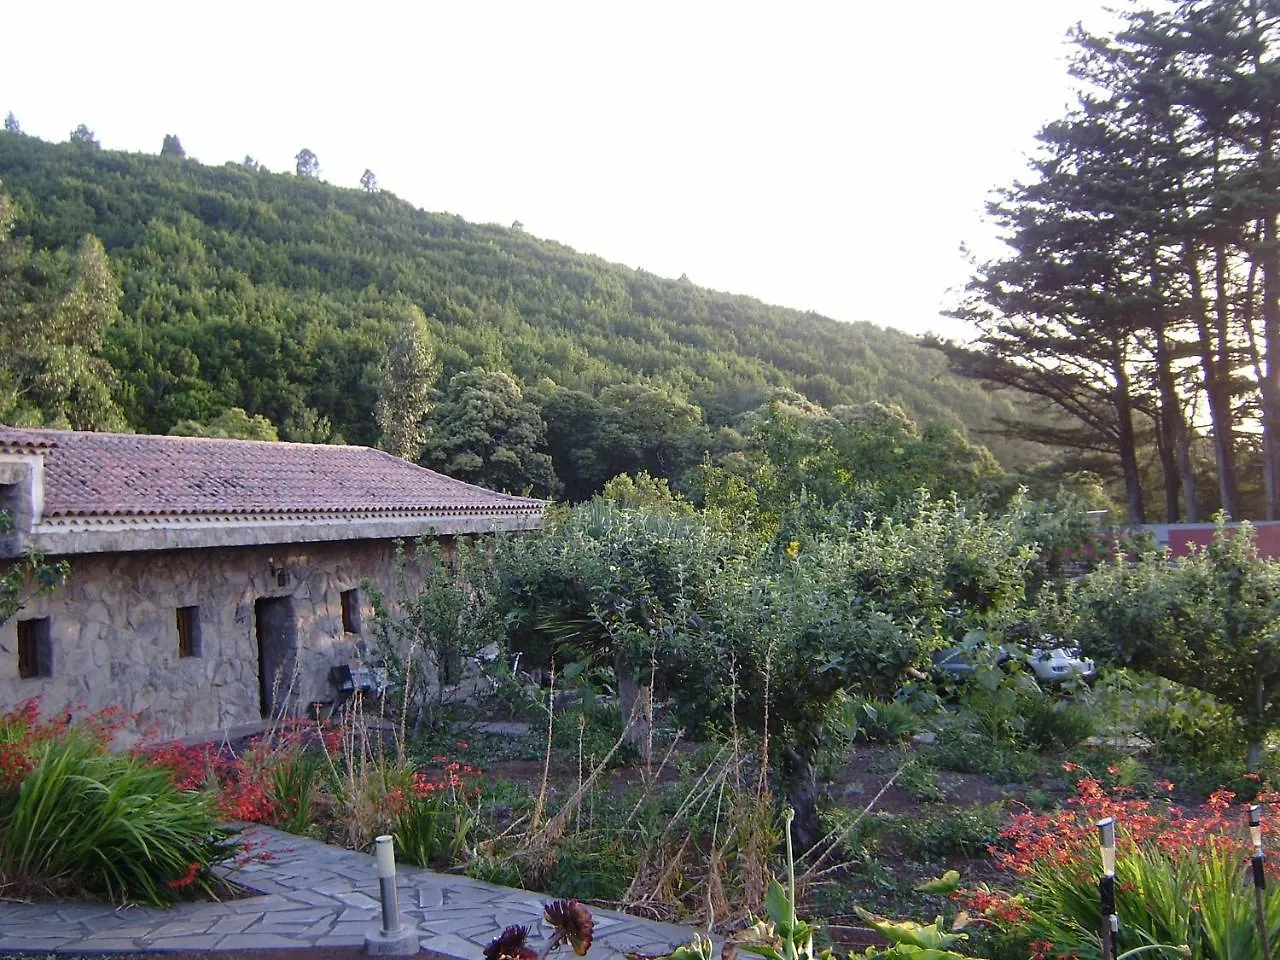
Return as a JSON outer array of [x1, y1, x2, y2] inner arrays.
[[1070, 521, 1280, 767], [295, 148, 320, 179]]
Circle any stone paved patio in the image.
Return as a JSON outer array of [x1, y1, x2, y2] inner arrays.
[[0, 826, 701, 958]]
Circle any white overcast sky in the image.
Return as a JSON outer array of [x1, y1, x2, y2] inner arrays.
[[1, 1, 1130, 340]]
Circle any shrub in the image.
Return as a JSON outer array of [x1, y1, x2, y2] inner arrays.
[[1020, 696, 1095, 751], [897, 755, 946, 803], [932, 723, 1038, 783], [898, 803, 1002, 859], [0, 730, 235, 905], [269, 748, 326, 836], [1069, 520, 1280, 766], [852, 698, 922, 745]]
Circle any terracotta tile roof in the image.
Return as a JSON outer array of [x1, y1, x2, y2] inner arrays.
[[0, 426, 545, 519]]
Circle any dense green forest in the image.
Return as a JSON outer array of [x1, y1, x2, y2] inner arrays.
[[0, 130, 1048, 499]]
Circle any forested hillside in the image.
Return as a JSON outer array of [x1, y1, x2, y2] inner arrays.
[[0, 131, 1046, 498]]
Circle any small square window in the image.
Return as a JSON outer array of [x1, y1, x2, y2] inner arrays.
[[177, 606, 202, 658], [17, 617, 51, 679], [341, 588, 361, 634]]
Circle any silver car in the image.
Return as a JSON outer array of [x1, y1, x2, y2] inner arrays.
[[932, 641, 1095, 685]]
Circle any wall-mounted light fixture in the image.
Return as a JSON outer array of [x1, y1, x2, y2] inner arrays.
[[267, 557, 290, 588]]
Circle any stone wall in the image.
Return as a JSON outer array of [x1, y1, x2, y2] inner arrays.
[[0, 538, 435, 742]]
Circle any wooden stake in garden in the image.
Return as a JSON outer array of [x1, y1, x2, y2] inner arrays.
[[1098, 817, 1118, 960], [1251, 804, 1271, 960]]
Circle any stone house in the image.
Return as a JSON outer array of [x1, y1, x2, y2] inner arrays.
[[0, 426, 544, 740]]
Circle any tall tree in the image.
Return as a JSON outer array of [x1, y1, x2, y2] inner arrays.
[[68, 124, 100, 149], [946, 0, 1280, 521], [0, 184, 125, 431], [160, 134, 186, 159], [375, 305, 439, 461], [423, 368, 558, 496], [295, 148, 320, 180]]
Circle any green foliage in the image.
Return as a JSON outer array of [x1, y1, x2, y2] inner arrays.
[[0, 133, 1040, 490], [0, 182, 126, 430], [0, 731, 235, 905], [895, 755, 945, 803], [701, 400, 1008, 530], [159, 135, 185, 160], [369, 538, 504, 737], [1069, 520, 1280, 759], [896, 804, 1002, 859], [423, 367, 557, 496], [267, 748, 325, 836], [931, 724, 1039, 784], [375, 304, 438, 461], [394, 782, 477, 869], [1010, 827, 1270, 960], [0, 509, 69, 626], [170, 406, 279, 440], [1020, 696, 1096, 752], [850, 698, 922, 745]]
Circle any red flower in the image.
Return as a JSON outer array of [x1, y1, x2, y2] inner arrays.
[[167, 861, 201, 890]]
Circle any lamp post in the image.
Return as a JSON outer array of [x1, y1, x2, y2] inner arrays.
[[1098, 817, 1118, 960], [1252, 805, 1271, 960], [364, 835, 418, 955]]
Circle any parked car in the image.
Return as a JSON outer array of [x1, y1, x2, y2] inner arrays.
[[931, 639, 1095, 685]]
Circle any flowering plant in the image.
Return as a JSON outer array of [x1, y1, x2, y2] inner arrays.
[[393, 758, 480, 867], [971, 776, 1280, 960]]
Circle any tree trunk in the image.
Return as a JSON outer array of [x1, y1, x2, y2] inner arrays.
[[615, 654, 652, 766], [1111, 340, 1146, 523], [1184, 244, 1241, 516], [1260, 211, 1280, 521], [1174, 408, 1199, 523], [1153, 328, 1182, 522], [781, 743, 823, 856]]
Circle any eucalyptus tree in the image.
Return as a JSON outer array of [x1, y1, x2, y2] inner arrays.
[[295, 148, 320, 179]]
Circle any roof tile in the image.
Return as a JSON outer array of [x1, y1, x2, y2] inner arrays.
[[0, 427, 544, 519]]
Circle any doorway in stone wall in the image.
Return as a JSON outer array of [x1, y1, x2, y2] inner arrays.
[[255, 596, 297, 718]]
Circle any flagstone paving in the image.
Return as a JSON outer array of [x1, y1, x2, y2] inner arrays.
[[0, 826, 700, 958]]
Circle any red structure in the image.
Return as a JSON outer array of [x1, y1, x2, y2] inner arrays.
[[1138, 522, 1280, 559]]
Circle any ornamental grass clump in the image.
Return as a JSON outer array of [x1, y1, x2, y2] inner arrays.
[[971, 775, 1280, 960], [0, 701, 236, 906]]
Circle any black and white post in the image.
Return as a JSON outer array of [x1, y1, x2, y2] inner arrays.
[[1098, 817, 1118, 960], [1252, 804, 1271, 960], [364, 835, 418, 956]]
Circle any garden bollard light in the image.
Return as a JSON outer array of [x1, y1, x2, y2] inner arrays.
[[1098, 817, 1118, 960], [1251, 805, 1271, 960], [363, 835, 418, 956]]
